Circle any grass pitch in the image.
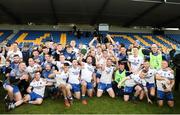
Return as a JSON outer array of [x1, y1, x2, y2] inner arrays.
[[0, 86, 180, 114]]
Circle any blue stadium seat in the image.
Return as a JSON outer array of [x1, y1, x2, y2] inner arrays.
[[0, 30, 13, 43], [7, 30, 178, 49]]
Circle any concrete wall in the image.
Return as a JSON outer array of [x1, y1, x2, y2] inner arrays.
[[164, 30, 180, 34], [0, 24, 151, 33]]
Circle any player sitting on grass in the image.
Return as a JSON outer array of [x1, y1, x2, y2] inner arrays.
[[97, 58, 115, 98], [5, 62, 29, 110], [23, 71, 47, 105], [79, 56, 96, 105], [155, 60, 175, 108], [118, 69, 152, 104]]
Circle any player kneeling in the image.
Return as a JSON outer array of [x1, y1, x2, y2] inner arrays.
[[118, 70, 152, 104], [97, 58, 115, 98], [23, 71, 47, 105], [80, 56, 96, 105], [156, 60, 175, 108], [48, 63, 71, 107], [143, 60, 156, 101], [66, 60, 81, 104]]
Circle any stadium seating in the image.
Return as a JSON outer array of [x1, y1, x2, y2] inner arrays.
[[166, 34, 180, 43], [0, 30, 13, 43], [110, 32, 176, 49], [6, 30, 178, 50], [9, 30, 62, 45], [66, 31, 94, 45]]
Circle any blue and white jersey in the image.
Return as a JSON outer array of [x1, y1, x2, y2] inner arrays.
[[125, 74, 146, 87], [131, 74, 147, 87], [68, 66, 80, 84], [124, 78, 136, 87], [72, 47, 79, 55], [128, 55, 144, 73], [7, 50, 23, 62], [97, 57, 106, 65], [95, 53, 102, 63], [55, 61, 71, 71], [55, 71, 69, 86], [81, 63, 95, 82], [27, 64, 41, 79], [144, 68, 157, 84], [100, 66, 114, 84], [55, 71, 69, 82], [30, 78, 46, 97], [156, 69, 174, 91]]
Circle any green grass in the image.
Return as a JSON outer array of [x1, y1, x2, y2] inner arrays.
[[0, 86, 180, 114]]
